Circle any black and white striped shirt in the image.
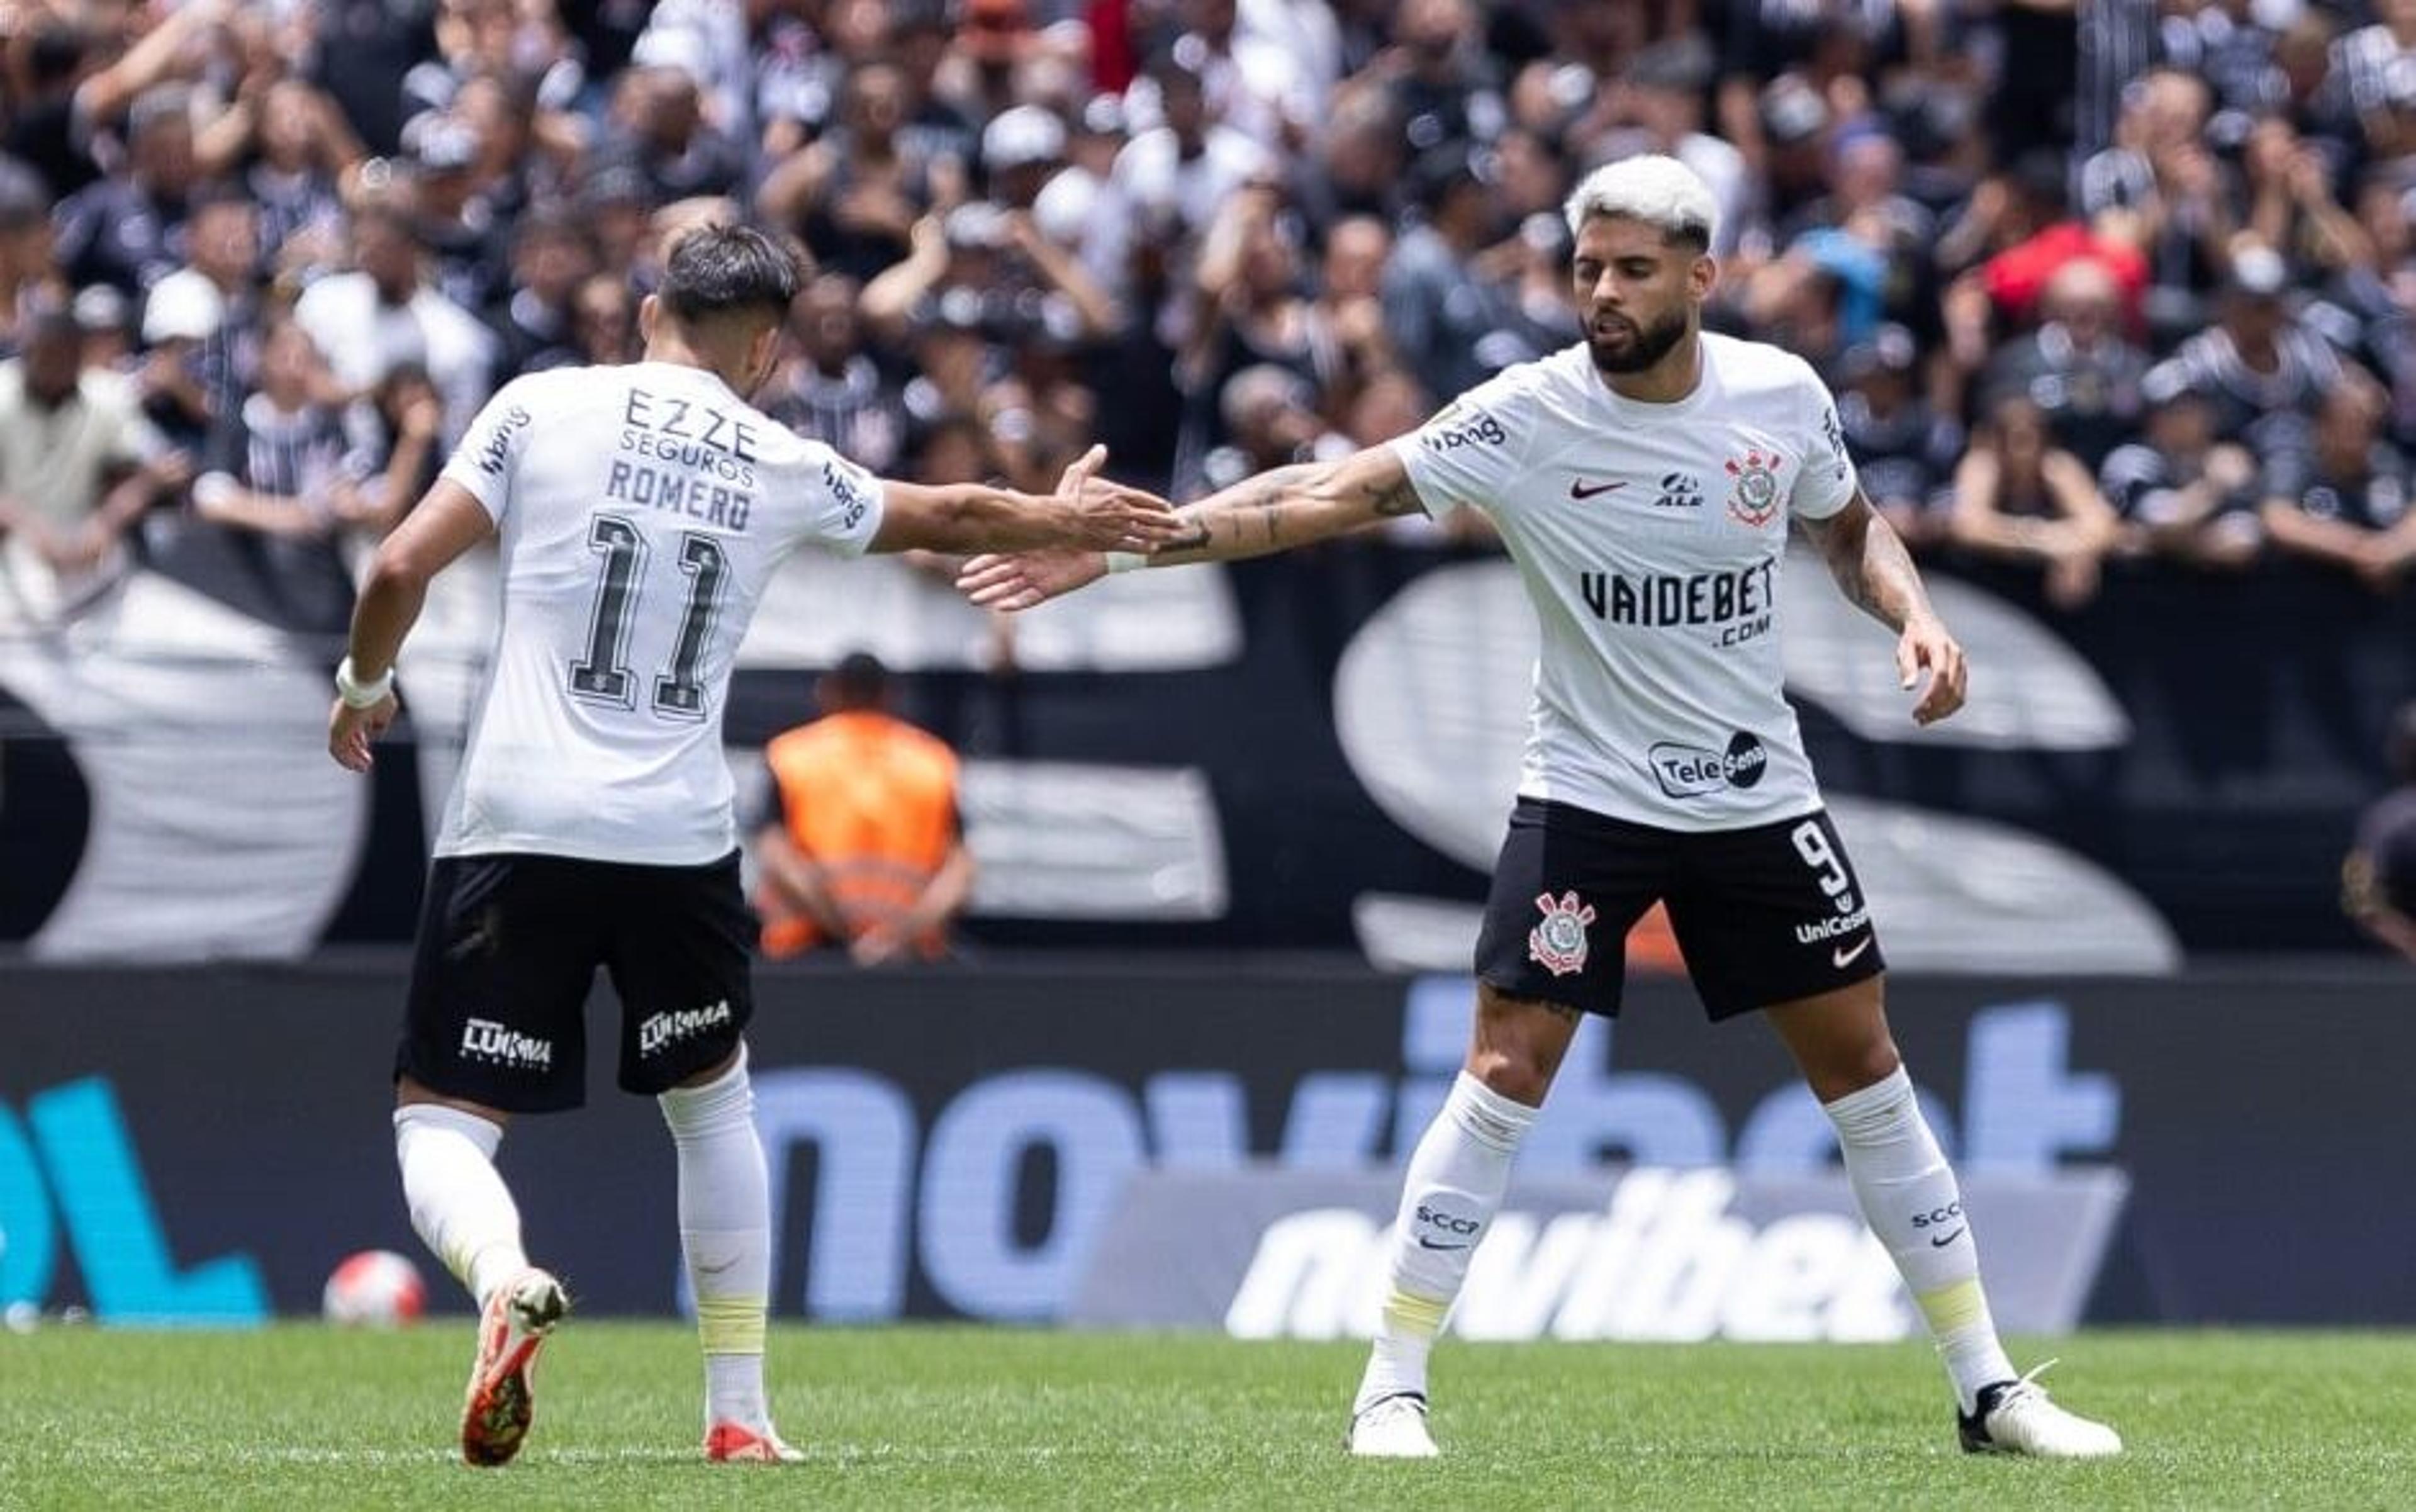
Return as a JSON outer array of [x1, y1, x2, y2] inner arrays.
[[2143, 323, 2342, 452], [2335, 23, 2416, 120], [764, 356, 905, 476], [2077, 0, 2159, 159], [198, 393, 377, 512]]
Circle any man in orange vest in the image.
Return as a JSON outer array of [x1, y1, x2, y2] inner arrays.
[[754, 651, 975, 963]]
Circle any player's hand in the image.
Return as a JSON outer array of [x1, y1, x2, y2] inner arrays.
[[957, 547, 1109, 611], [1053, 443, 1188, 552], [1897, 612, 1967, 726], [849, 922, 909, 967], [329, 692, 400, 771]]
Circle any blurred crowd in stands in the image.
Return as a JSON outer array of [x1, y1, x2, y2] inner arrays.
[[5, 0, 2416, 641]]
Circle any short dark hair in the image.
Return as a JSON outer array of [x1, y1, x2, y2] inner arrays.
[[659, 224, 802, 327], [822, 651, 890, 709]]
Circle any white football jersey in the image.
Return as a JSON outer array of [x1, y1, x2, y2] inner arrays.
[[433, 362, 884, 865], [1393, 333, 1857, 832]]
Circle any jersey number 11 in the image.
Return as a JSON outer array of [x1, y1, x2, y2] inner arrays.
[[569, 513, 729, 722]]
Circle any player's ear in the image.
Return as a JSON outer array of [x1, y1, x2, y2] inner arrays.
[[637, 294, 660, 344], [743, 321, 781, 394], [1692, 252, 1718, 302]]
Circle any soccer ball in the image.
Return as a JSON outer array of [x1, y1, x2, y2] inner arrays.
[[322, 1250, 427, 1327]]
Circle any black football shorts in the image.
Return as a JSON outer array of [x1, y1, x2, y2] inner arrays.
[[1473, 798, 1885, 1019], [396, 849, 756, 1112]]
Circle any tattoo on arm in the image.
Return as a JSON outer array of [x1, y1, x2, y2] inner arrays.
[[1163, 519, 1212, 554], [1234, 465, 1320, 510], [1153, 461, 1411, 563], [1854, 506, 1931, 630], [1810, 490, 1931, 630], [1361, 472, 1424, 517]]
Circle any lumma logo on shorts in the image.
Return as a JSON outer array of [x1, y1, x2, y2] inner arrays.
[[461, 1017, 554, 1071], [1648, 732, 1769, 799], [638, 999, 734, 1057]]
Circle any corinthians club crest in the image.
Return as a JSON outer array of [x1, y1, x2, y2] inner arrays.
[[1725, 448, 1783, 527], [1528, 890, 1597, 977]]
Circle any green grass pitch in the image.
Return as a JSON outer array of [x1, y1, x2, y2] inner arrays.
[[4, 1324, 2413, 1510]]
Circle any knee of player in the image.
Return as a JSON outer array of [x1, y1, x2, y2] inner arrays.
[[1806, 1038, 1906, 1106], [1463, 1048, 1554, 1107]]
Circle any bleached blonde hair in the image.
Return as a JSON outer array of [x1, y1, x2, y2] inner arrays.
[[1562, 154, 1719, 252]]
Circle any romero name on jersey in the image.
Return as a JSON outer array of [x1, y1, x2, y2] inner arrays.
[[436, 362, 886, 866]]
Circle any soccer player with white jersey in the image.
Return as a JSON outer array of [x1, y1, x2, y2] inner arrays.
[[326, 225, 1180, 1468], [959, 156, 2123, 1462]]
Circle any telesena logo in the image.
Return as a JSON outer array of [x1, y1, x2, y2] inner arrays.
[[638, 999, 735, 1057], [1648, 732, 1768, 800], [461, 1017, 553, 1071]]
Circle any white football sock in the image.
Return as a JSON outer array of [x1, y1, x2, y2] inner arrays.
[[1353, 1072, 1538, 1416], [392, 1102, 528, 1306], [659, 1044, 773, 1430], [1823, 1066, 2016, 1413]]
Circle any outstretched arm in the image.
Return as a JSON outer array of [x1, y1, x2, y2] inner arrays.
[[869, 444, 1186, 556], [1795, 488, 1969, 726], [958, 444, 1428, 610]]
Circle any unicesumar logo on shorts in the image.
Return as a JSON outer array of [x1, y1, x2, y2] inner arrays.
[[1528, 890, 1597, 977]]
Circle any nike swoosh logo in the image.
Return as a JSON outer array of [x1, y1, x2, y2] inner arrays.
[[1929, 1228, 1966, 1248], [1833, 937, 1874, 969], [1568, 479, 1626, 500], [1416, 1238, 1470, 1252]]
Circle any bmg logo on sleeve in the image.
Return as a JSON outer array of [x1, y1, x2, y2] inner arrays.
[[1419, 405, 1508, 452], [1648, 731, 1768, 800], [476, 405, 530, 476]]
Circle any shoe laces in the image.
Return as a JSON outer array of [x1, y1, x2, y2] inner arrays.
[[1358, 1394, 1426, 1427], [1994, 1358, 2062, 1413]]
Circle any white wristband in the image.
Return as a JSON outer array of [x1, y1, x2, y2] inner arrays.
[[334, 655, 395, 709], [1103, 551, 1148, 574]]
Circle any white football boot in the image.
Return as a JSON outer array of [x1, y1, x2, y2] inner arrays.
[[1957, 1361, 2123, 1459], [1348, 1393, 1440, 1459]]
